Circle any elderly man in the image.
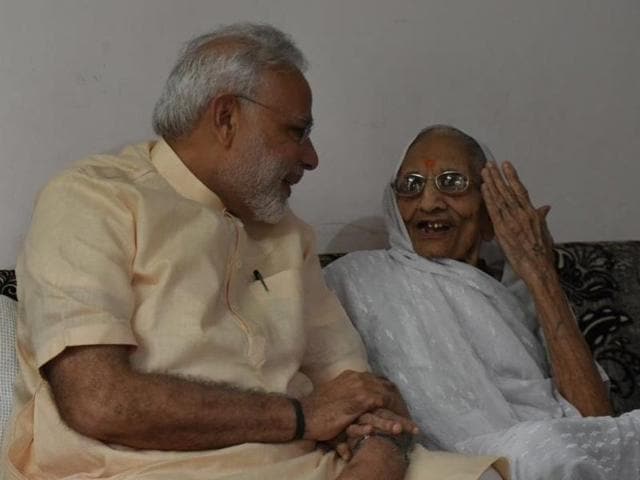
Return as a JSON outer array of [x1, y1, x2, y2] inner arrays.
[[1, 26, 505, 480], [325, 125, 640, 479]]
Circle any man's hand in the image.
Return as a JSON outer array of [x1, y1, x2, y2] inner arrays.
[[301, 370, 412, 441], [481, 161, 555, 284]]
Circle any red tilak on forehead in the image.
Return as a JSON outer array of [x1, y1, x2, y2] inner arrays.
[[423, 158, 436, 170]]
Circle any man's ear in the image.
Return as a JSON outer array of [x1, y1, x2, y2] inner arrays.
[[206, 94, 240, 148]]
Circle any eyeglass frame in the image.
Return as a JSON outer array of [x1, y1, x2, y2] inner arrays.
[[391, 170, 475, 197], [233, 94, 313, 145]]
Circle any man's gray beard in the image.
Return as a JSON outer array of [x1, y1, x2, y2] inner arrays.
[[225, 133, 291, 224]]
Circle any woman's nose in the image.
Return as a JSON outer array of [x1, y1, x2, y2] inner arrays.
[[418, 182, 447, 211]]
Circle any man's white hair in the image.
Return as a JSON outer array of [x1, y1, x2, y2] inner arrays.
[[152, 23, 308, 140]]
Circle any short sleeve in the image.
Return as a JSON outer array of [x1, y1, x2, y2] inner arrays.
[[17, 170, 138, 368]]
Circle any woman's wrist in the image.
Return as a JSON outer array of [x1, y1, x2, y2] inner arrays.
[[353, 433, 413, 464], [348, 435, 408, 479], [522, 262, 562, 294]]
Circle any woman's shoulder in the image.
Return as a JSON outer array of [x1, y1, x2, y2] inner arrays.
[[324, 249, 399, 297], [324, 249, 389, 275]]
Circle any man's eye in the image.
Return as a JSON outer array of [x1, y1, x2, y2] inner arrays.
[[291, 127, 306, 139], [289, 123, 311, 143]]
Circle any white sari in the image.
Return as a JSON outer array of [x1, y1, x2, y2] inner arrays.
[[324, 176, 640, 480]]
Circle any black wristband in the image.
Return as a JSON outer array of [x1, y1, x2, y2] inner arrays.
[[289, 398, 305, 440]]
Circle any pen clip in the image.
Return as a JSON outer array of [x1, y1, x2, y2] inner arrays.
[[253, 270, 269, 292]]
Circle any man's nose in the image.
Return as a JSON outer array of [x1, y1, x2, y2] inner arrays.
[[301, 138, 319, 170], [418, 183, 447, 211]]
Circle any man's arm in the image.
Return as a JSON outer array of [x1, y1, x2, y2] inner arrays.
[[44, 344, 405, 450], [481, 161, 612, 416]]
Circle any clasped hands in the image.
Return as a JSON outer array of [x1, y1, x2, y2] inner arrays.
[[300, 370, 418, 462]]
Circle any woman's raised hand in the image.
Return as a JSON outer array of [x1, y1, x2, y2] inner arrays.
[[481, 161, 555, 283]]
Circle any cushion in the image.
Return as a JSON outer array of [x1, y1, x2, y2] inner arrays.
[[0, 294, 18, 445]]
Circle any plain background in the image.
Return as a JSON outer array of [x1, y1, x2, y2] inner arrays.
[[0, 0, 638, 267]]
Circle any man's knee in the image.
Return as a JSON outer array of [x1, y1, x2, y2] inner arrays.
[[405, 446, 506, 480]]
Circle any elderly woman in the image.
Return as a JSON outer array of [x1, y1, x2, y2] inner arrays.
[[324, 125, 640, 480]]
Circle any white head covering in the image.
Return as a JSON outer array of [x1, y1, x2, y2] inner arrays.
[[384, 124, 497, 268]]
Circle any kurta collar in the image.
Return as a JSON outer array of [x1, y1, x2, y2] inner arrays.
[[150, 138, 225, 211]]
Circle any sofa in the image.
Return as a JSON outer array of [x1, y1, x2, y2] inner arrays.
[[2, 240, 640, 444]]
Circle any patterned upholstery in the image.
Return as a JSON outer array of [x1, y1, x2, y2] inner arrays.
[[0, 270, 18, 445], [555, 242, 640, 414], [2, 242, 640, 414], [0, 269, 16, 301], [321, 241, 640, 415]]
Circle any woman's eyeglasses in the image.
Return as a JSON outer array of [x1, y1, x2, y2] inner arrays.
[[392, 171, 471, 197]]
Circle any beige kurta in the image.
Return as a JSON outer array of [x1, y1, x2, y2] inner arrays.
[[2, 140, 505, 479]]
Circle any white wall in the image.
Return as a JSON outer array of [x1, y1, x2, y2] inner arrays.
[[0, 0, 638, 267]]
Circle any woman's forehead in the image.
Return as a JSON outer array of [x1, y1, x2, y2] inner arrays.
[[400, 135, 474, 174]]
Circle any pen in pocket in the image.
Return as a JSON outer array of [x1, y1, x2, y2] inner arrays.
[[253, 270, 269, 292]]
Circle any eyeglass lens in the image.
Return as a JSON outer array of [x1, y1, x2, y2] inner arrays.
[[394, 171, 469, 196]]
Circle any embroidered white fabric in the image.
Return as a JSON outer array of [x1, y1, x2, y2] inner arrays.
[[324, 138, 640, 480], [0, 295, 18, 446]]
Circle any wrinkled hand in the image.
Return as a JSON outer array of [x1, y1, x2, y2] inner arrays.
[[330, 408, 419, 462], [300, 370, 411, 442], [481, 161, 555, 282], [346, 408, 418, 439], [335, 435, 408, 480]]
